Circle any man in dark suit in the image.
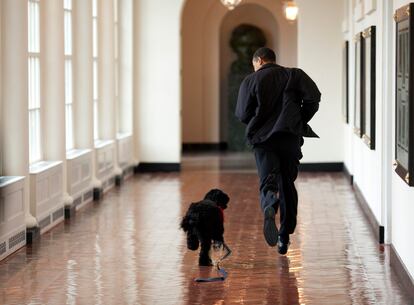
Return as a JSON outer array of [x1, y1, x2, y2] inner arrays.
[[235, 47, 321, 255]]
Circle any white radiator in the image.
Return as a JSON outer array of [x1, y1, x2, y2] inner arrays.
[[117, 133, 134, 171], [30, 161, 64, 233], [0, 176, 26, 261], [95, 140, 115, 191], [67, 149, 93, 210]]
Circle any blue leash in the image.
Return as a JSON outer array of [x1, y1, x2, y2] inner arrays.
[[194, 266, 228, 282], [194, 243, 231, 283]]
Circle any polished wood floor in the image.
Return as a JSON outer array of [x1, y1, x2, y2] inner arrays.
[[0, 154, 412, 304]]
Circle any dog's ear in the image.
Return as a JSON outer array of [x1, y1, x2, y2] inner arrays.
[[204, 189, 229, 208]]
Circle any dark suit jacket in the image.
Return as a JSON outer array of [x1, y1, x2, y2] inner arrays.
[[235, 63, 321, 145]]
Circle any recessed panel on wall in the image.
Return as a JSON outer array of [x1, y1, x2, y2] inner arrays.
[[354, 1, 364, 21], [364, 0, 376, 15], [362, 26, 376, 150], [394, 3, 414, 186], [354, 32, 363, 137], [343, 41, 349, 124]]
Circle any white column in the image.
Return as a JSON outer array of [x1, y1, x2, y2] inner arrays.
[[1, 0, 37, 227], [73, 0, 93, 149], [132, 0, 140, 164], [132, 0, 181, 163], [41, 0, 71, 205], [73, 0, 101, 187], [98, 0, 115, 140], [380, 0, 394, 244], [118, 0, 133, 134], [99, 0, 121, 175]]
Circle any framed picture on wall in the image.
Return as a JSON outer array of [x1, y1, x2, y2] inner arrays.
[[354, 32, 363, 137], [343, 41, 349, 123], [394, 3, 414, 186], [362, 26, 376, 150]]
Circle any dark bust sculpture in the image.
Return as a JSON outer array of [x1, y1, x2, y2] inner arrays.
[[228, 24, 266, 151]]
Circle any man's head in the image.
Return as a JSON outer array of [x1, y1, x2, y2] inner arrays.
[[252, 47, 276, 71]]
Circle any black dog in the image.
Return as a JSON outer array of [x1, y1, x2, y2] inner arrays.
[[180, 189, 229, 266]]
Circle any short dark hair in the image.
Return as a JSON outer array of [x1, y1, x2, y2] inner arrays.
[[253, 47, 276, 63]]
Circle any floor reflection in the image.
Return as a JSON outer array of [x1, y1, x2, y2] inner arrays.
[[65, 259, 78, 305], [0, 165, 411, 304]]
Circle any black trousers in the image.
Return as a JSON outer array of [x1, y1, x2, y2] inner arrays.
[[253, 133, 303, 241]]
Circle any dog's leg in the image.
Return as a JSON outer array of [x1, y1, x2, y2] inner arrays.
[[198, 236, 213, 266], [186, 228, 199, 250]]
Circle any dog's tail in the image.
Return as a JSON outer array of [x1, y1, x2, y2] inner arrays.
[[180, 202, 199, 232], [180, 214, 192, 232]]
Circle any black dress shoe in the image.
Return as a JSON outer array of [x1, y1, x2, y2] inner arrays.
[[263, 206, 278, 247], [277, 236, 290, 255]]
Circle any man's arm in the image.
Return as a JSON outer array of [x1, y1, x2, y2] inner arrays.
[[295, 69, 321, 123], [235, 77, 257, 125]]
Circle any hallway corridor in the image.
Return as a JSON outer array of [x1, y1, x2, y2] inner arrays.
[[0, 165, 411, 304]]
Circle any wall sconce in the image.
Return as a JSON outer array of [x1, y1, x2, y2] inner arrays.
[[285, 1, 299, 21]]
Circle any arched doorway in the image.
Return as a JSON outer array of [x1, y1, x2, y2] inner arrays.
[[220, 4, 279, 150], [181, 0, 297, 151]]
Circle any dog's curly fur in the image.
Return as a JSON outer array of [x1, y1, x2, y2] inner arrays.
[[180, 189, 230, 266]]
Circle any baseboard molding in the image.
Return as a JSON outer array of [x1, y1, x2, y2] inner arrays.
[[135, 163, 181, 173], [343, 164, 354, 185], [182, 143, 228, 152], [123, 165, 135, 179], [390, 244, 414, 300], [353, 182, 384, 244], [299, 162, 344, 172]]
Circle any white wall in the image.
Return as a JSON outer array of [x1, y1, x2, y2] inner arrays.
[[133, 0, 182, 163], [118, 0, 133, 134], [344, 0, 414, 280], [0, 4, 2, 176], [391, 0, 414, 281], [342, 0, 384, 226], [296, 0, 344, 163], [392, 175, 414, 278]]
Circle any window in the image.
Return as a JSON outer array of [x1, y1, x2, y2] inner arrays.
[[93, 0, 99, 140], [28, 0, 42, 163], [64, 0, 74, 150]]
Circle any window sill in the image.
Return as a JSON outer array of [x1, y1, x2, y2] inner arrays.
[[66, 148, 92, 160], [94, 139, 114, 149], [29, 160, 62, 175], [116, 132, 133, 141], [0, 176, 25, 188]]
